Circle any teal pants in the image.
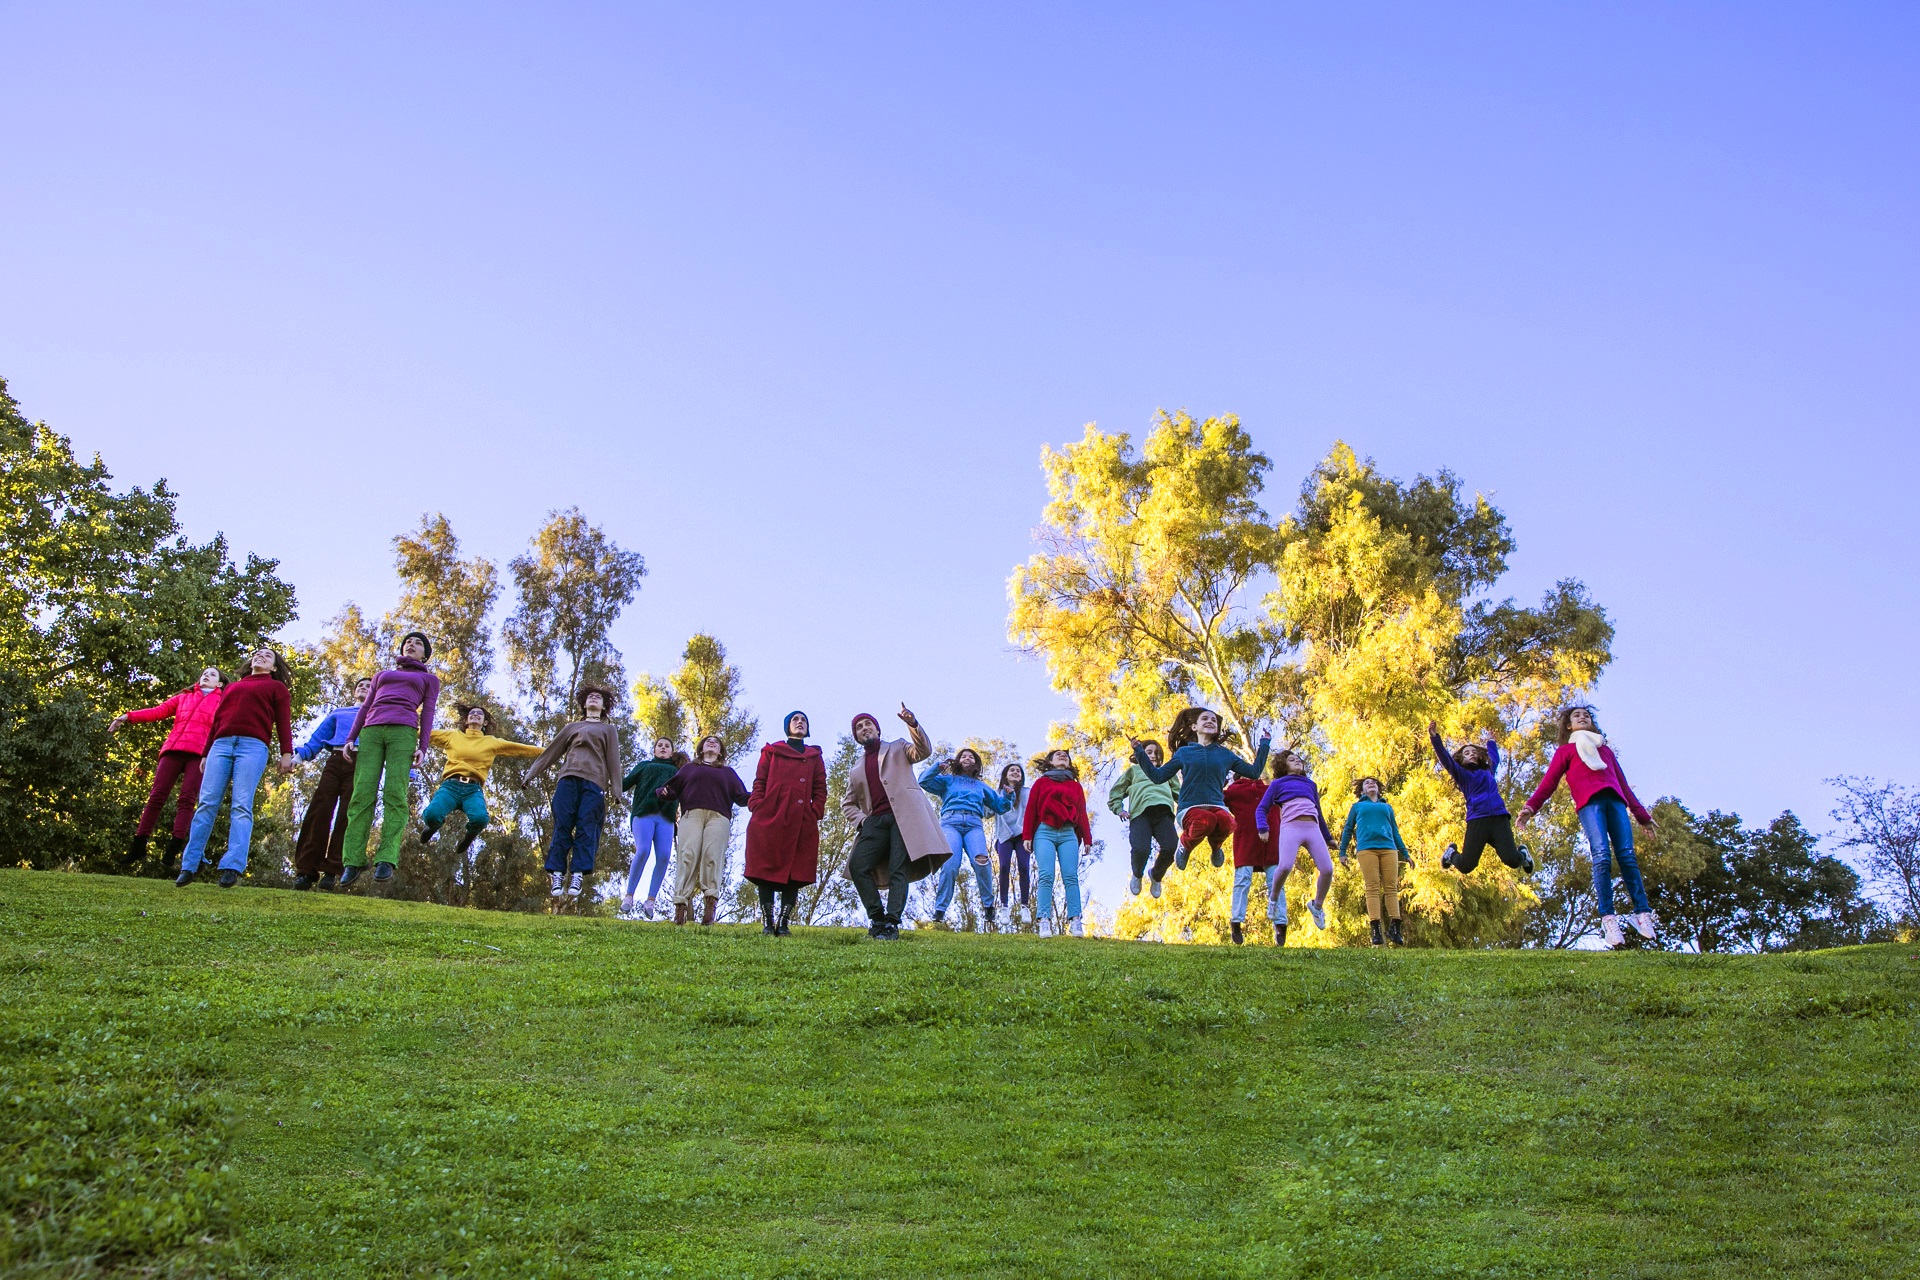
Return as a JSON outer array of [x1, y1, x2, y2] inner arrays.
[[423, 778, 489, 832], [342, 724, 418, 867]]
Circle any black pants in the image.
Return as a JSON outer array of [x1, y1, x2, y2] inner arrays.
[[294, 749, 355, 877], [1130, 806, 1178, 881], [1456, 814, 1524, 873], [849, 811, 912, 923]]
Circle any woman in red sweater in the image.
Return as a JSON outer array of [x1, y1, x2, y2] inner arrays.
[[176, 648, 294, 889], [1519, 705, 1658, 949], [1023, 748, 1092, 938], [111, 665, 227, 864]]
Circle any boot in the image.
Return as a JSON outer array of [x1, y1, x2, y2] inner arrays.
[[174, 868, 196, 888], [1230, 922, 1244, 946], [456, 826, 482, 855], [982, 905, 995, 934], [775, 901, 794, 937], [1387, 917, 1404, 946], [1519, 843, 1535, 875], [126, 833, 150, 864], [164, 835, 186, 863], [318, 873, 337, 891], [1273, 922, 1287, 946], [761, 898, 777, 936], [868, 917, 889, 939], [701, 896, 718, 926], [674, 902, 689, 925], [1369, 919, 1384, 947], [293, 874, 316, 891], [418, 823, 438, 844]]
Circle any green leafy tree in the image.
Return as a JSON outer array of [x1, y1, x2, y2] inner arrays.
[[503, 507, 645, 726]]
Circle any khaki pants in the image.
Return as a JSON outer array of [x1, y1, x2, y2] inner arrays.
[[1355, 848, 1402, 922], [673, 808, 730, 905]]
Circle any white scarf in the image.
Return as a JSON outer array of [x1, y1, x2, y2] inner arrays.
[[1569, 729, 1608, 772]]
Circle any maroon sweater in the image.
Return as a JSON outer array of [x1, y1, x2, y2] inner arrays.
[[206, 673, 293, 754]]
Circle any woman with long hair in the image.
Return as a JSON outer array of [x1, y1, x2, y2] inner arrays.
[[1339, 776, 1411, 946], [622, 738, 687, 919], [1130, 707, 1271, 872], [1224, 763, 1277, 946], [1110, 739, 1179, 899], [992, 762, 1032, 921], [657, 733, 751, 925], [110, 665, 227, 866], [920, 746, 1013, 931], [175, 648, 293, 888], [1428, 720, 1532, 881], [1520, 705, 1658, 949], [1023, 748, 1092, 938]]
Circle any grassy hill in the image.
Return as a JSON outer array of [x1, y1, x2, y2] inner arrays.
[[1, 871, 1915, 1278]]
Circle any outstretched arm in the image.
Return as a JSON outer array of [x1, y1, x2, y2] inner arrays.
[[1132, 743, 1180, 784]]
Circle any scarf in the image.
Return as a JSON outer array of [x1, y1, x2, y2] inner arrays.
[[1569, 729, 1608, 772]]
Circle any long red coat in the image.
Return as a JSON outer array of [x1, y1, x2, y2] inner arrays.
[[744, 742, 828, 887], [1226, 777, 1277, 870]]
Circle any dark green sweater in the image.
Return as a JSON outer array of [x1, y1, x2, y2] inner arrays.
[[623, 759, 681, 821]]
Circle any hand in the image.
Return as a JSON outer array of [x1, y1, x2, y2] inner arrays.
[[415, 749, 427, 767], [277, 753, 296, 776], [109, 715, 128, 733], [655, 787, 672, 798], [1516, 808, 1534, 829], [342, 743, 357, 760], [1338, 856, 1350, 870], [1428, 720, 1440, 735], [897, 703, 918, 728], [1642, 816, 1659, 831]]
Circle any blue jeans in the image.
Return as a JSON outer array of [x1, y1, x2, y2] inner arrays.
[[1231, 864, 1281, 924], [933, 816, 993, 915], [1580, 792, 1650, 915], [182, 736, 271, 873], [546, 777, 606, 874], [626, 812, 674, 899], [1033, 824, 1081, 921]]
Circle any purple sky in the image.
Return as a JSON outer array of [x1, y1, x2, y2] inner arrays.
[[5, 3, 1916, 912]]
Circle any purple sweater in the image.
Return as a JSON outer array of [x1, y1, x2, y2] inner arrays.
[[348, 659, 441, 743], [1253, 774, 1334, 842], [1431, 727, 1508, 820], [658, 760, 751, 817]]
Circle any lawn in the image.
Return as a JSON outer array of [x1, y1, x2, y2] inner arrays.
[[1, 870, 1915, 1278]]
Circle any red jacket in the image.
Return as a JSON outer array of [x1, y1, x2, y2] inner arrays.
[[1525, 740, 1651, 823], [205, 673, 293, 754], [744, 742, 828, 887], [124, 685, 224, 756], [1023, 773, 1091, 846], [1225, 777, 1277, 870]]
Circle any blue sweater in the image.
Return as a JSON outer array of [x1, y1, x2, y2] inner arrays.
[[1431, 727, 1508, 820], [295, 706, 358, 762], [1133, 738, 1271, 816], [919, 767, 1014, 821], [1339, 798, 1410, 856]]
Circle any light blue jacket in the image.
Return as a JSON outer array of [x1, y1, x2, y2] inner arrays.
[[919, 765, 1014, 823]]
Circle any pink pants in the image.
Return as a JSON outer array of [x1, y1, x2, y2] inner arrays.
[[1273, 817, 1333, 875]]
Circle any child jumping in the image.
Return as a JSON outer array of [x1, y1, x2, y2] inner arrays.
[[1253, 749, 1336, 937], [1130, 707, 1271, 875], [1519, 705, 1658, 949], [622, 738, 686, 919], [1110, 740, 1178, 899], [110, 665, 227, 866], [1429, 720, 1532, 878], [1339, 777, 1411, 946], [419, 703, 543, 855]]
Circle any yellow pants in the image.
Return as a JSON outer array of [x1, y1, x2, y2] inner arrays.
[[1355, 849, 1402, 922], [672, 808, 730, 905]]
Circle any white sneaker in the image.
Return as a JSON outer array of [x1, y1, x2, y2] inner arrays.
[[1150, 878, 1163, 899], [1069, 917, 1084, 938], [1601, 914, 1625, 948], [620, 895, 635, 914], [565, 872, 583, 898], [1128, 875, 1142, 896], [549, 872, 564, 897], [1037, 918, 1053, 938], [1308, 900, 1327, 930], [1631, 911, 1657, 940]]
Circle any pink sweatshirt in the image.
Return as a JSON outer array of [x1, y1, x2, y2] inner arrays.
[[124, 685, 224, 756], [1525, 741, 1651, 823]]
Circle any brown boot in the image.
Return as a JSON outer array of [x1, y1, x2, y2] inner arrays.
[[673, 902, 688, 925], [701, 896, 718, 926]]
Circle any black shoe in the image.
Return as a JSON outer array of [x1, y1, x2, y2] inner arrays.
[[373, 863, 394, 882], [217, 869, 239, 888], [174, 869, 196, 887], [293, 874, 316, 891], [126, 834, 151, 864], [339, 865, 365, 887], [418, 824, 438, 844], [881, 916, 902, 941], [318, 874, 337, 891], [775, 903, 794, 937], [1387, 918, 1404, 946], [1174, 845, 1190, 871], [1211, 846, 1225, 868], [1230, 922, 1244, 945], [1274, 922, 1287, 946], [164, 835, 187, 862], [761, 904, 777, 936], [456, 827, 482, 855], [1520, 844, 1535, 875], [931, 911, 945, 928], [868, 919, 889, 939], [1370, 920, 1384, 947], [1441, 843, 1458, 872]]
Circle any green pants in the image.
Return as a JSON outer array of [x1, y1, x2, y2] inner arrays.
[[342, 724, 418, 867]]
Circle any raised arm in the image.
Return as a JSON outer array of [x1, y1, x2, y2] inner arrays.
[[905, 721, 933, 764], [1239, 736, 1272, 778], [982, 783, 1012, 816], [918, 763, 951, 797], [1429, 725, 1465, 785], [1132, 743, 1180, 784]]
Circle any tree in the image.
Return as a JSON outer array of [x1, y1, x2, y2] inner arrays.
[[503, 508, 645, 725], [1828, 776, 1920, 931]]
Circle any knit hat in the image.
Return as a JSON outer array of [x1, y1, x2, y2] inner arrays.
[[784, 711, 810, 739], [851, 712, 880, 735], [400, 630, 433, 660]]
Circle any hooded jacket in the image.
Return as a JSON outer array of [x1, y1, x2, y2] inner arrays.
[[124, 685, 224, 756]]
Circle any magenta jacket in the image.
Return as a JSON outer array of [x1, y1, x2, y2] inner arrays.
[[124, 686, 224, 756], [1525, 741, 1651, 823], [347, 658, 442, 744]]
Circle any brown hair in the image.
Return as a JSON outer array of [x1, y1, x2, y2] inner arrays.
[[1274, 748, 1308, 778], [1556, 705, 1600, 744], [576, 684, 614, 717], [245, 648, 291, 687], [1032, 747, 1078, 779], [1166, 708, 1210, 753], [696, 734, 726, 761], [1136, 739, 1165, 766], [1453, 742, 1490, 770], [949, 748, 983, 778], [454, 703, 494, 731], [1352, 775, 1384, 799]]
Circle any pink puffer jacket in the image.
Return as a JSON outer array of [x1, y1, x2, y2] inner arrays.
[[124, 685, 224, 756]]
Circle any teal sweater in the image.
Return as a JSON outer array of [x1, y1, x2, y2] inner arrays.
[[1339, 799, 1410, 857]]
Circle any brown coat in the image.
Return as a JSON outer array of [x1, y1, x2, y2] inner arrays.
[[841, 723, 946, 884]]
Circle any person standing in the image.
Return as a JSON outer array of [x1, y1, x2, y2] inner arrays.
[[526, 686, 624, 903], [621, 738, 686, 919], [419, 703, 544, 855], [289, 675, 371, 890], [657, 734, 752, 925], [1339, 777, 1412, 946], [1023, 748, 1092, 938], [1519, 706, 1659, 949], [175, 648, 294, 888], [841, 706, 947, 940], [744, 711, 828, 936], [992, 762, 1033, 923], [340, 632, 441, 887], [110, 666, 226, 866], [1110, 740, 1179, 899], [1130, 708, 1272, 871]]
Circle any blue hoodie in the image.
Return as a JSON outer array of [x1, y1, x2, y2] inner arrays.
[[1133, 738, 1271, 817], [1431, 727, 1508, 820], [920, 765, 1014, 822], [295, 706, 358, 762]]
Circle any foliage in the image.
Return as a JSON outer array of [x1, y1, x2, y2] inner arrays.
[[502, 507, 645, 725], [631, 633, 759, 764], [1828, 775, 1920, 930], [5, 872, 1918, 1277]]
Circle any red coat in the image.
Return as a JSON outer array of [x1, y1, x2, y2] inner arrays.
[[744, 742, 828, 887], [124, 685, 224, 756], [1022, 773, 1092, 846], [1226, 777, 1277, 869]]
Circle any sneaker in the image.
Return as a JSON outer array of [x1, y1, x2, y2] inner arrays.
[[1520, 844, 1535, 875], [1128, 875, 1142, 896], [1369, 920, 1384, 947], [1631, 911, 1657, 940], [292, 874, 316, 891], [1150, 878, 1163, 900], [1230, 922, 1244, 946], [931, 911, 945, 928], [373, 863, 394, 882], [1068, 917, 1084, 938], [867, 920, 889, 939], [1441, 843, 1458, 872], [217, 869, 239, 888], [640, 898, 658, 920], [549, 872, 565, 898], [339, 865, 365, 887], [620, 895, 635, 915], [566, 872, 584, 898], [1038, 919, 1053, 938], [1308, 900, 1327, 930], [1211, 845, 1225, 868], [1601, 915, 1625, 948], [173, 869, 196, 887], [1174, 844, 1190, 871], [1273, 922, 1287, 946]]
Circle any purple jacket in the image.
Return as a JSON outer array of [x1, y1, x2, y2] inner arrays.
[[1253, 774, 1334, 842], [348, 659, 441, 744], [1431, 727, 1508, 820]]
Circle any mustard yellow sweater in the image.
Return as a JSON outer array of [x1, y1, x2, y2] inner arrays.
[[429, 727, 543, 786]]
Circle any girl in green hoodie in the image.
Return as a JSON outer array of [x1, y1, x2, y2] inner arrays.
[[1110, 740, 1179, 898], [1338, 776, 1412, 946]]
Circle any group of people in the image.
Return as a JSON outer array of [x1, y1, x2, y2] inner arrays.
[[112, 634, 1661, 948]]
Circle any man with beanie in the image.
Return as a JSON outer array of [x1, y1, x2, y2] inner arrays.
[[842, 703, 946, 939]]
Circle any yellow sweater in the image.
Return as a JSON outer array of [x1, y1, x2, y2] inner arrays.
[[430, 727, 543, 786]]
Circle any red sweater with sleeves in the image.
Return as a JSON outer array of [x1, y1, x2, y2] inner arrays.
[[1023, 773, 1092, 846], [205, 673, 293, 754], [1524, 741, 1651, 823]]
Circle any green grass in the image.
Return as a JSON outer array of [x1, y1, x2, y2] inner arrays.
[[1, 871, 1916, 1278]]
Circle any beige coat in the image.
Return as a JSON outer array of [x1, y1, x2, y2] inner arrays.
[[841, 723, 946, 884]]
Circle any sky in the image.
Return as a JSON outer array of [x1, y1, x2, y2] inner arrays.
[[3, 2, 1917, 915]]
